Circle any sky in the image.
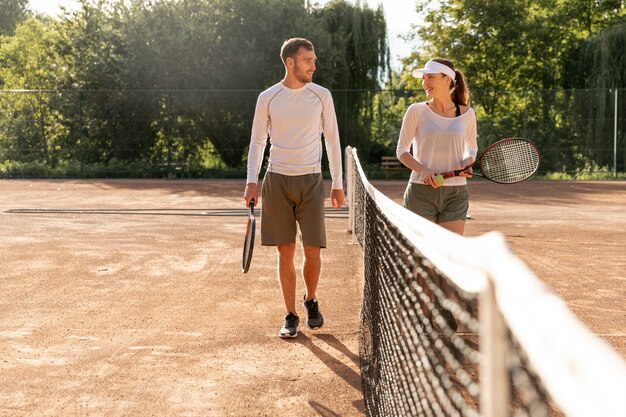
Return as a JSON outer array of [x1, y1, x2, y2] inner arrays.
[[27, 0, 418, 70], [28, 0, 80, 16], [315, 0, 419, 70]]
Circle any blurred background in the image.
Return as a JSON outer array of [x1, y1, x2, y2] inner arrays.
[[1, 0, 624, 179]]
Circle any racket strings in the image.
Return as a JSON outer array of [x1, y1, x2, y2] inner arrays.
[[480, 140, 539, 183]]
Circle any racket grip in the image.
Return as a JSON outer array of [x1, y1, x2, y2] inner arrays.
[[439, 166, 473, 179], [439, 171, 461, 179]]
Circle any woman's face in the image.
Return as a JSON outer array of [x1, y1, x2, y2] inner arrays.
[[422, 73, 452, 97]]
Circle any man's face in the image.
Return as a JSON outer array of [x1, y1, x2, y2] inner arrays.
[[290, 47, 316, 83]]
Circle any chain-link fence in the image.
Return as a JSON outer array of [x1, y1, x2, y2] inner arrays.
[[0, 88, 624, 178]]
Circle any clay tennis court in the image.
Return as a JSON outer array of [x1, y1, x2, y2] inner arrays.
[[1, 178, 624, 416]]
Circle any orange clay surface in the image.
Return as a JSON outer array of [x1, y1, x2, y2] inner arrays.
[[1, 178, 624, 416]]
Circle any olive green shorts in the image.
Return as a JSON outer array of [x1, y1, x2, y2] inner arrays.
[[403, 183, 469, 223], [260, 172, 326, 247]]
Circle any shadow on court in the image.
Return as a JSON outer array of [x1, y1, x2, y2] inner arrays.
[[288, 333, 362, 392], [0, 178, 623, 417], [0, 178, 365, 417]]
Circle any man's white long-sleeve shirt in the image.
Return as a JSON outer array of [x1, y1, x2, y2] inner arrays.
[[246, 82, 343, 189]]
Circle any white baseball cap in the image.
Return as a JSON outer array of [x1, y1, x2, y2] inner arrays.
[[411, 60, 456, 81]]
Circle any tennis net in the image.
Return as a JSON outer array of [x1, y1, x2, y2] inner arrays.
[[345, 146, 626, 417]]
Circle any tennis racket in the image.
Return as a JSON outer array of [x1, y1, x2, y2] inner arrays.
[[241, 199, 256, 273], [439, 138, 540, 184]]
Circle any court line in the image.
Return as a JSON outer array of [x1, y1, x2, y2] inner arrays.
[[4, 207, 349, 218]]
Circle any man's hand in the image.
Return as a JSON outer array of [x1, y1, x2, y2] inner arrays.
[[244, 183, 258, 207], [331, 188, 345, 208]]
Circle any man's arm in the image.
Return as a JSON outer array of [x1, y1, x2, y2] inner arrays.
[[244, 94, 269, 206], [320, 90, 344, 207]]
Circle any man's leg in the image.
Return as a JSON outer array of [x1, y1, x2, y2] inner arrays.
[[277, 243, 297, 314], [302, 245, 321, 301], [277, 243, 301, 338], [302, 245, 324, 329]]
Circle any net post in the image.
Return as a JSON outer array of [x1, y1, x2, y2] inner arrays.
[[346, 146, 354, 234], [614, 88, 618, 179], [480, 278, 509, 417]]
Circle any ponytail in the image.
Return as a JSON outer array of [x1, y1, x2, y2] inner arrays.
[[452, 69, 470, 106]]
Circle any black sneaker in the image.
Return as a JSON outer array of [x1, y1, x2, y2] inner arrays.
[[279, 313, 299, 338], [303, 296, 324, 329]]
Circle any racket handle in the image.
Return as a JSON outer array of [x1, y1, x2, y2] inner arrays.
[[439, 170, 463, 179]]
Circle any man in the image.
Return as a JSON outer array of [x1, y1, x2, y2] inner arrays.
[[243, 38, 345, 338]]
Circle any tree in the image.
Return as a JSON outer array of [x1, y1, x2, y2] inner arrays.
[[312, 0, 390, 160], [564, 18, 626, 89], [557, 0, 625, 38], [566, 19, 626, 172], [117, 0, 331, 167], [116, 0, 389, 167], [397, 0, 626, 174], [403, 0, 626, 107], [0, 0, 391, 173], [52, 0, 154, 165], [0, 17, 69, 164], [0, 0, 29, 36]]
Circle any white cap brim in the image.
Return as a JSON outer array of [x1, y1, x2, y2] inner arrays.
[[411, 60, 456, 81]]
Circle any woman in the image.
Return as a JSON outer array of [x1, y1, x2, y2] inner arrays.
[[396, 58, 477, 235], [396, 58, 478, 332]]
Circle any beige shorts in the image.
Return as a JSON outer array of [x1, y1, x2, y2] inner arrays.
[[260, 172, 326, 247], [403, 183, 469, 223]]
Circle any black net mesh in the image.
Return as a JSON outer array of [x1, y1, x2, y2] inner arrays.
[[348, 148, 567, 417]]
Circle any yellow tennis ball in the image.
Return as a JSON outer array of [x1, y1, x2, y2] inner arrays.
[[435, 174, 444, 186]]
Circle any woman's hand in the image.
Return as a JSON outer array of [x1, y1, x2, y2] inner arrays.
[[422, 168, 442, 188], [458, 157, 474, 178]]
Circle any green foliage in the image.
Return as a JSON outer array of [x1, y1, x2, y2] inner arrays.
[[0, 0, 29, 36], [560, 20, 626, 172], [566, 19, 626, 89], [405, 0, 626, 98], [0, 18, 69, 165], [312, 1, 390, 159], [313, 0, 389, 89], [542, 168, 626, 180], [368, 88, 426, 162], [391, 0, 626, 175], [0, 0, 389, 175], [0, 17, 66, 88], [0, 0, 623, 178], [0, 158, 246, 178]]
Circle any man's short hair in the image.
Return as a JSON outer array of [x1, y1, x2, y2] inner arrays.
[[280, 38, 314, 64]]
